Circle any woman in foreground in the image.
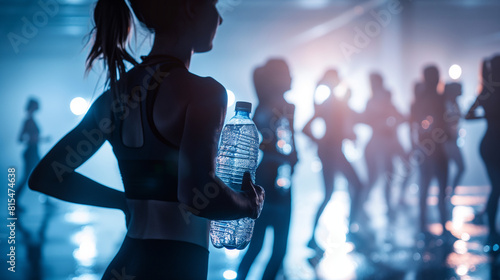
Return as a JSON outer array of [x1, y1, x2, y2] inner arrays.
[[28, 0, 264, 279]]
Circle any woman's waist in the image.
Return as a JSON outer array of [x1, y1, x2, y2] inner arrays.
[[484, 123, 500, 135], [126, 199, 209, 249]]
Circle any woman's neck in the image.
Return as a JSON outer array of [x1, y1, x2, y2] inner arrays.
[[148, 33, 193, 69]]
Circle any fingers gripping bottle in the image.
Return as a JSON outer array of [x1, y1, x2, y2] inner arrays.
[[210, 101, 260, 250]]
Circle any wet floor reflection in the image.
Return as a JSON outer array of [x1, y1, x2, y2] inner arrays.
[[1, 185, 498, 280]]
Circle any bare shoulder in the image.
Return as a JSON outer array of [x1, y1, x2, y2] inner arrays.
[[152, 69, 228, 145], [190, 76, 226, 107], [88, 90, 113, 123], [171, 70, 227, 107]]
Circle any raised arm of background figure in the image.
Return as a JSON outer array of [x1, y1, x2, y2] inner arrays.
[[466, 58, 491, 120], [18, 119, 28, 143], [390, 102, 409, 125], [28, 93, 128, 214], [301, 112, 318, 143], [288, 105, 299, 172], [465, 94, 485, 120], [175, 78, 264, 221]]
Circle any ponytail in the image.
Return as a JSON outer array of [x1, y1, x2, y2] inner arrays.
[[86, 0, 137, 86]]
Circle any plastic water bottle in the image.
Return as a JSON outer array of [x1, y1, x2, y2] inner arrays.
[[275, 117, 292, 192], [210, 101, 259, 250]]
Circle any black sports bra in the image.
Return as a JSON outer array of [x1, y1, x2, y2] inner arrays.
[[107, 57, 186, 201]]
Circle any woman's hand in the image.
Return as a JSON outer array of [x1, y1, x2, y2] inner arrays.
[[241, 171, 265, 219]]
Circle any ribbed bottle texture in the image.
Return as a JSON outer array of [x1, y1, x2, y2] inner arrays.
[[210, 102, 259, 250]]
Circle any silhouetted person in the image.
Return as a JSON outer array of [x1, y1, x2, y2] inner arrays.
[[410, 65, 454, 242], [28, 1, 264, 279], [443, 83, 465, 199], [465, 55, 500, 251], [361, 72, 409, 224], [237, 59, 298, 280], [302, 69, 366, 252], [17, 98, 49, 206]]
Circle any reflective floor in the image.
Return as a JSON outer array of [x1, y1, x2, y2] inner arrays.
[[1, 183, 499, 280]]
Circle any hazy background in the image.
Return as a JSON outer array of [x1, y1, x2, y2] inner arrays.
[[0, 0, 499, 279]]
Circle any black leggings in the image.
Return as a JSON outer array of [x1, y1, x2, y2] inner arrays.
[[102, 237, 209, 280], [237, 202, 292, 280]]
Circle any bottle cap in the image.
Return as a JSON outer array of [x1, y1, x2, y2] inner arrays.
[[235, 101, 252, 112]]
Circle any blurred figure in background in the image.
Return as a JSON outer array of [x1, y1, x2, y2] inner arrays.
[[410, 65, 455, 243], [465, 55, 500, 251], [302, 69, 367, 255], [17, 98, 49, 209], [360, 72, 409, 226], [237, 58, 298, 280], [443, 82, 465, 203]]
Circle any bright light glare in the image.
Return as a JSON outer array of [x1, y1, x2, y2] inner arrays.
[[318, 252, 356, 279], [452, 206, 474, 230], [297, 0, 330, 9], [454, 240, 468, 254], [311, 158, 322, 173], [311, 118, 326, 139], [334, 83, 348, 99], [456, 265, 468, 276], [315, 85, 331, 105], [72, 226, 97, 267], [70, 97, 89, 116], [71, 274, 100, 280], [224, 248, 240, 259], [223, 270, 237, 280], [449, 64, 462, 80], [65, 207, 92, 224], [342, 140, 362, 162], [226, 90, 236, 108]]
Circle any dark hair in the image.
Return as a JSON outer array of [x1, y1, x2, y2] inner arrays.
[[253, 58, 290, 101], [490, 54, 500, 83], [26, 98, 39, 112], [85, 0, 186, 87], [369, 72, 383, 90], [423, 65, 440, 90], [86, 0, 138, 86], [318, 69, 339, 88]]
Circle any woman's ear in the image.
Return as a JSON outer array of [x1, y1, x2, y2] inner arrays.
[[183, 0, 198, 20]]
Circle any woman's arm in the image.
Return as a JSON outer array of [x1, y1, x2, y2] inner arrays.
[[177, 78, 264, 221], [391, 103, 408, 125], [18, 120, 27, 143], [465, 95, 484, 120], [288, 106, 299, 174], [28, 94, 127, 213]]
